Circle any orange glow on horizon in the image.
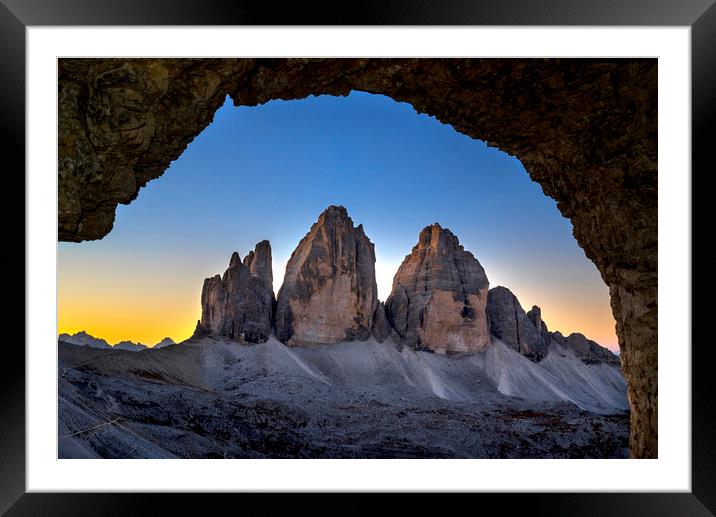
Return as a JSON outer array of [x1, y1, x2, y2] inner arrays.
[[58, 271, 619, 351], [58, 298, 199, 347], [507, 286, 619, 351], [57, 259, 202, 347]]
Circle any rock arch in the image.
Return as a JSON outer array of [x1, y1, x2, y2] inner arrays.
[[58, 58, 657, 458]]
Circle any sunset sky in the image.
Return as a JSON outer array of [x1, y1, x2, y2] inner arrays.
[[58, 91, 618, 350]]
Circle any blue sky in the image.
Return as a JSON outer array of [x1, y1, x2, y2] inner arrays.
[[58, 91, 617, 349]]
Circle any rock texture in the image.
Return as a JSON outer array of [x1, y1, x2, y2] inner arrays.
[[527, 306, 552, 344], [57, 58, 658, 457], [242, 240, 273, 291], [198, 242, 275, 344], [386, 224, 490, 354], [372, 302, 390, 343], [550, 331, 621, 367], [274, 206, 378, 346], [486, 287, 550, 362]]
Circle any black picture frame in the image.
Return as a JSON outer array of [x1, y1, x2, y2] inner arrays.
[[2, 0, 713, 513]]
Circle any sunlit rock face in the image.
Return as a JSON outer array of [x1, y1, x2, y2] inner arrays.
[[274, 206, 379, 346], [486, 287, 550, 362], [386, 224, 490, 354], [199, 241, 275, 344]]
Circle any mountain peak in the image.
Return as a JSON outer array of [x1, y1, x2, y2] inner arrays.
[[229, 251, 242, 268], [387, 224, 490, 354], [322, 204, 348, 216], [487, 287, 549, 362], [154, 337, 175, 349], [415, 223, 463, 252], [58, 330, 112, 350], [200, 242, 275, 344], [316, 205, 353, 226], [243, 240, 273, 290], [275, 205, 378, 345]]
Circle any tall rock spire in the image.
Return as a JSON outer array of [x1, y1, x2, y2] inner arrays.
[[274, 205, 378, 346], [385, 223, 490, 353], [486, 287, 549, 362], [198, 241, 275, 343], [243, 240, 273, 292]]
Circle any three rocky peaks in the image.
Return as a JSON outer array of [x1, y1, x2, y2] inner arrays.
[[197, 205, 618, 365]]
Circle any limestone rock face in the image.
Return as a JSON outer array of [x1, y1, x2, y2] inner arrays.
[[385, 224, 490, 354], [274, 206, 378, 346], [199, 242, 274, 344], [550, 331, 621, 366], [372, 302, 390, 344], [487, 287, 550, 362], [242, 239, 273, 291]]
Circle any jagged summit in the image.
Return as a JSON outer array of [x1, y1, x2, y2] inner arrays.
[[243, 239, 273, 291], [550, 331, 620, 366], [486, 286, 618, 365], [199, 240, 275, 344], [413, 223, 466, 253], [386, 223, 490, 354], [486, 286, 550, 362], [58, 330, 112, 350], [153, 337, 175, 349], [114, 340, 148, 351], [229, 251, 241, 268], [310, 206, 369, 237], [319, 205, 351, 218]]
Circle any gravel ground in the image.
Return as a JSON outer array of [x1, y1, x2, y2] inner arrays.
[[58, 337, 630, 459]]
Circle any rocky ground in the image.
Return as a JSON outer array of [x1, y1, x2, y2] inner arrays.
[[58, 337, 629, 459]]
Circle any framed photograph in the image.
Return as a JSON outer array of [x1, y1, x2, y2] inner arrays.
[[3, 0, 713, 513]]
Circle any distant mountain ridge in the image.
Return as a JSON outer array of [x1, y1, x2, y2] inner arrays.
[[114, 340, 148, 351], [154, 337, 175, 349], [58, 331, 159, 352], [58, 331, 112, 350]]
